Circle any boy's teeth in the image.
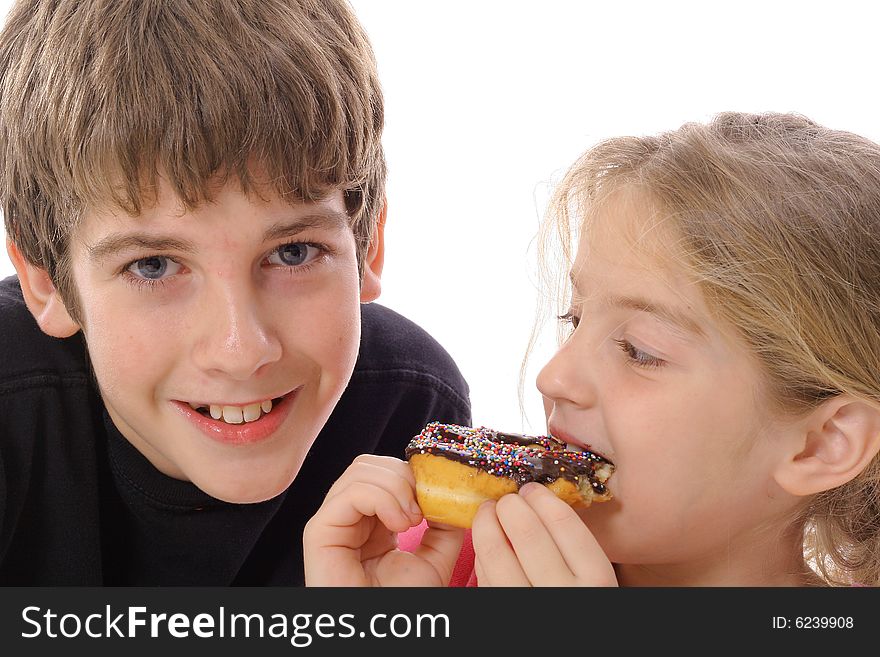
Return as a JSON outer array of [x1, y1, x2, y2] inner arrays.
[[191, 401, 278, 424], [222, 406, 244, 424], [566, 442, 584, 453], [242, 403, 261, 422]]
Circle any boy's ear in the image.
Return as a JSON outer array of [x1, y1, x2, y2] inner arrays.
[[774, 395, 880, 496], [6, 239, 80, 338], [359, 198, 386, 303]]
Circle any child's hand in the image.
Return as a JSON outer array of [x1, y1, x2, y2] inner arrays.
[[471, 482, 618, 587], [303, 454, 464, 586]]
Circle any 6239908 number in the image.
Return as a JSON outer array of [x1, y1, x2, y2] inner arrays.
[[796, 617, 853, 629]]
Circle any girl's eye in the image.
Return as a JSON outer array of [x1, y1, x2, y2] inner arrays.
[[615, 338, 666, 369], [267, 242, 321, 267], [557, 311, 580, 329], [127, 256, 182, 280]]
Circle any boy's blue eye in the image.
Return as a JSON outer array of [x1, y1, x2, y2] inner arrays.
[[128, 256, 180, 280], [268, 242, 320, 267]]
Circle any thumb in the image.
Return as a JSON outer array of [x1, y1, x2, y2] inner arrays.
[[412, 523, 465, 585]]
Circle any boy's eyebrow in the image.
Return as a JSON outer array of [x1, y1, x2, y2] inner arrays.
[[262, 211, 350, 242], [88, 235, 196, 264], [569, 272, 706, 338], [87, 211, 350, 264]]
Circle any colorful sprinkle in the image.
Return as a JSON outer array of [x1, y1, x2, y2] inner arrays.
[[404, 422, 614, 489]]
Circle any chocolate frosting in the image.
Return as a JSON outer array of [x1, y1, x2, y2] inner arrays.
[[405, 422, 614, 496]]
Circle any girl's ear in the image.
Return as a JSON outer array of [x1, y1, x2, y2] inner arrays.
[[6, 239, 80, 338], [359, 197, 386, 303], [774, 395, 880, 496]]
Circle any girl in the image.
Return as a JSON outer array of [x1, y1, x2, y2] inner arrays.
[[303, 112, 880, 586]]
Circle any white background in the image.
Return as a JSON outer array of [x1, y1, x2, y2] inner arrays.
[[1, 0, 878, 434]]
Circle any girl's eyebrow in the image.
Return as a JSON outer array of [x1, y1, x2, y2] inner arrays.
[[569, 272, 706, 338], [605, 294, 706, 339], [87, 211, 349, 264]]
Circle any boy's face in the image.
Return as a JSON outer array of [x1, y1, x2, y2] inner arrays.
[[63, 177, 379, 503], [536, 191, 799, 578]]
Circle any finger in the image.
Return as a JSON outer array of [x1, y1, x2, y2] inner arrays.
[[303, 481, 418, 586], [493, 490, 575, 586], [325, 454, 414, 494], [324, 457, 422, 524], [412, 524, 465, 585], [471, 499, 531, 586], [326, 455, 415, 500], [516, 483, 617, 586], [307, 480, 417, 545], [305, 515, 389, 587]]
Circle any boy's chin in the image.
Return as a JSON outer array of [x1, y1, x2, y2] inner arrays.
[[191, 470, 296, 504]]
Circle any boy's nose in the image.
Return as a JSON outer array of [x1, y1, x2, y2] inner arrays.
[[536, 337, 597, 409], [191, 281, 282, 380]]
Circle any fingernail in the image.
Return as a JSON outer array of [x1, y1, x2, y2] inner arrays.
[[519, 482, 541, 497], [410, 501, 422, 517]]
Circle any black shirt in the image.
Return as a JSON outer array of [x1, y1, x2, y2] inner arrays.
[[0, 276, 471, 585]]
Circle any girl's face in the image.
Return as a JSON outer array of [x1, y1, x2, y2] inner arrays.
[[537, 193, 798, 579]]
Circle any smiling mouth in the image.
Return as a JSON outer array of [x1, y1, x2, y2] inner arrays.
[[185, 395, 288, 425]]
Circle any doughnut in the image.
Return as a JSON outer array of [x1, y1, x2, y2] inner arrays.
[[405, 422, 615, 529]]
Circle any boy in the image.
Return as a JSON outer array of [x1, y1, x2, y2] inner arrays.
[[0, 0, 470, 584]]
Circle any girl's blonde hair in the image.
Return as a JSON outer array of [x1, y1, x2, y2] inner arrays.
[[540, 112, 880, 585]]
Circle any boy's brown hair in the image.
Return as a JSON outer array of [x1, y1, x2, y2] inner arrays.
[[0, 0, 385, 323]]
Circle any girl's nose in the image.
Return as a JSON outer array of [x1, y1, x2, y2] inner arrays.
[[536, 336, 597, 409]]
